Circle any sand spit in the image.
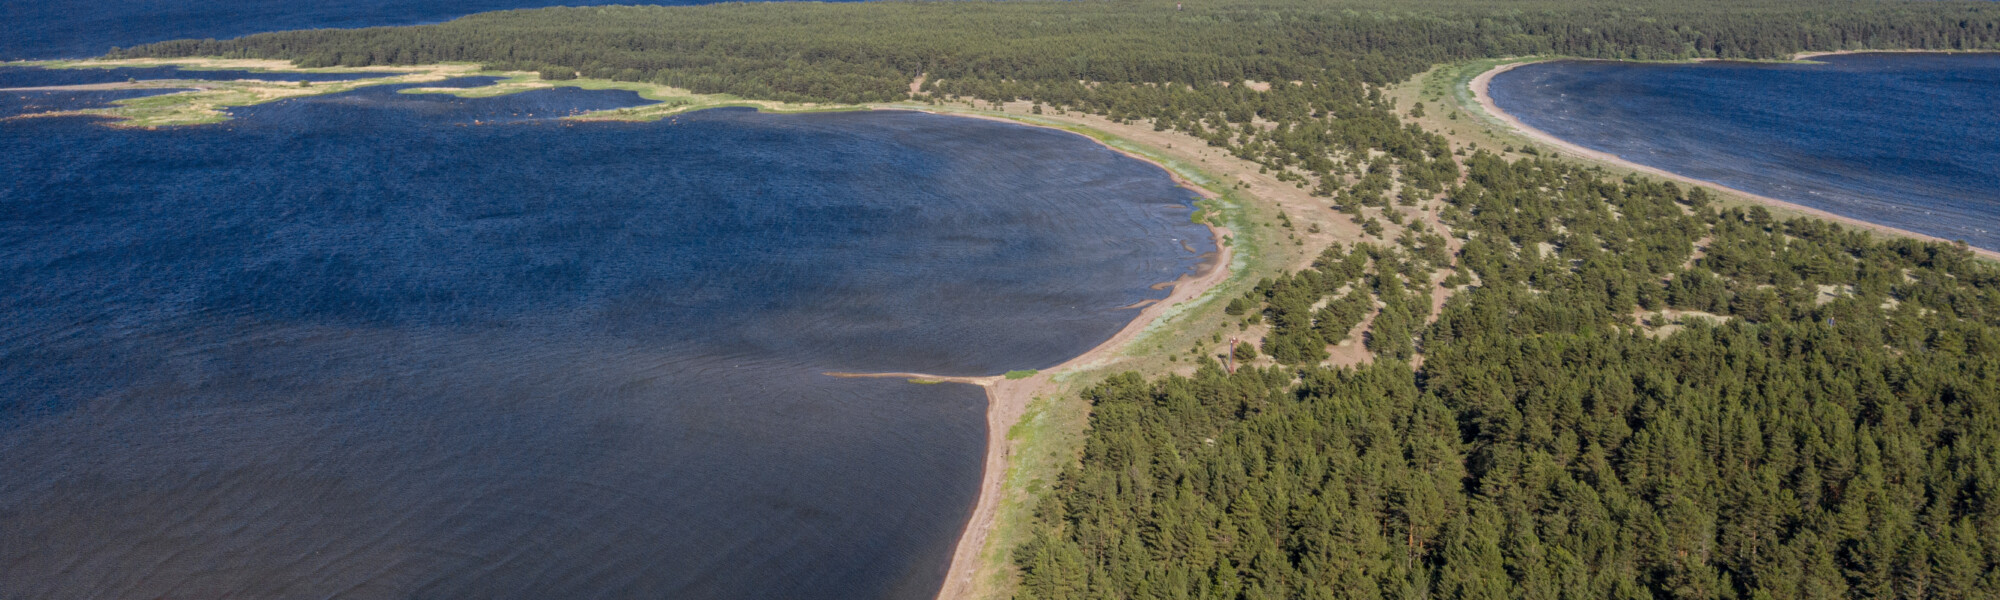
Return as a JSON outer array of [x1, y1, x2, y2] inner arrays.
[[819, 107, 1245, 600], [14, 58, 1260, 600], [834, 182, 1233, 600]]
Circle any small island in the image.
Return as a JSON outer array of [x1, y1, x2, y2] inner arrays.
[[4, 0, 2000, 598]]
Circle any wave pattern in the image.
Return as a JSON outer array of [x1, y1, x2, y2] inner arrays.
[[1489, 53, 2000, 251], [0, 82, 1212, 598]]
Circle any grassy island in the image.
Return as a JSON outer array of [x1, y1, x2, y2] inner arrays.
[[0, 58, 859, 127], [19, 0, 2000, 598]]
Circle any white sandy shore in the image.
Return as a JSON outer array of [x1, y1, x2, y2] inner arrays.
[[821, 111, 1238, 600], [1469, 57, 1998, 261], [10, 61, 1242, 599]]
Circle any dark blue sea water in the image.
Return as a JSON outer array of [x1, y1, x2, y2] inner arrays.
[[0, 65, 395, 87], [1488, 53, 2000, 251], [1, 0, 856, 60], [0, 79, 1213, 598]]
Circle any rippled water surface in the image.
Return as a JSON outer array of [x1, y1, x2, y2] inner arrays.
[[1488, 53, 2000, 251], [0, 79, 1212, 598]]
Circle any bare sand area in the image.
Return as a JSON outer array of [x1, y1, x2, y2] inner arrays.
[[821, 122, 1239, 599], [890, 94, 1474, 597], [867, 98, 1453, 599], [831, 225, 1231, 600], [928, 232, 1232, 600], [1468, 58, 1998, 261], [15, 59, 1364, 600], [1792, 49, 2000, 61]]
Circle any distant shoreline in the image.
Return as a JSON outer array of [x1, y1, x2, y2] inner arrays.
[[10, 58, 1251, 600], [1467, 54, 1999, 261], [1791, 48, 2000, 61]]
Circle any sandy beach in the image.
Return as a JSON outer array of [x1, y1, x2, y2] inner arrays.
[[35, 48, 1992, 600], [900, 232, 1230, 600], [835, 222, 1232, 600], [14, 59, 1337, 600], [834, 112, 1241, 600], [892, 98, 1483, 599], [1469, 58, 2000, 261], [1791, 48, 2000, 61]]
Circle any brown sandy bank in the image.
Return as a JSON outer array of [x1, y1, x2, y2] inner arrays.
[[823, 139, 1235, 600]]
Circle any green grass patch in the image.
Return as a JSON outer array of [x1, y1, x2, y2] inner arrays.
[[1003, 369, 1038, 380], [15, 61, 860, 128], [970, 384, 1091, 599]]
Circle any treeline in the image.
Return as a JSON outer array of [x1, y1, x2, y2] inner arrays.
[[112, 0, 2000, 213], [112, 0, 2000, 229], [115, 0, 2000, 102], [1020, 154, 2000, 599], [111, 2, 2000, 597]]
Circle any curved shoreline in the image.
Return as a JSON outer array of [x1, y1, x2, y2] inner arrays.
[[13, 58, 1248, 600], [1468, 56, 1999, 261], [1792, 48, 2000, 62], [921, 231, 1231, 600], [827, 208, 1228, 599], [875, 109, 1237, 600]]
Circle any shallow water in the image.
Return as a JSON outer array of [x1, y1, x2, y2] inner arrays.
[[0, 65, 396, 87], [2, 0, 857, 60], [1488, 53, 2000, 251], [0, 79, 1212, 598]]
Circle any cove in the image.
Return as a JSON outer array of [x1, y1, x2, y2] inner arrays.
[[0, 78, 1214, 598], [1485, 53, 2000, 252]]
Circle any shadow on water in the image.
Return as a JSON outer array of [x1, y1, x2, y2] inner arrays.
[[0, 76, 1213, 598], [1488, 53, 2000, 251]]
